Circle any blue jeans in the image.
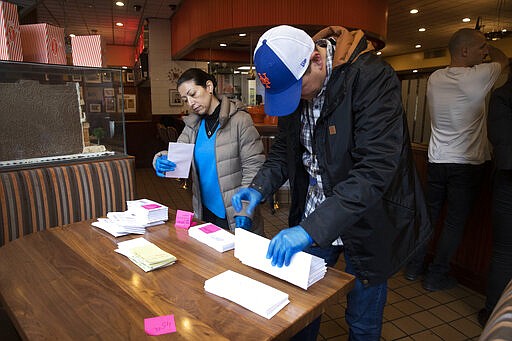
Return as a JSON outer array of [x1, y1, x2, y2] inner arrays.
[[345, 253, 387, 341], [290, 245, 343, 341], [291, 246, 387, 341]]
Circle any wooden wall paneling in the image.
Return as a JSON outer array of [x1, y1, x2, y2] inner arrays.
[[170, 2, 191, 56], [172, 0, 388, 59], [137, 87, 152, 121], [211, 0, 234, 33], [413, 78, 428, 144], [423, 88, 432, 144], [404, 79, 416, 137], [125, 120, 162, 168], [401, 79, 409, 113]]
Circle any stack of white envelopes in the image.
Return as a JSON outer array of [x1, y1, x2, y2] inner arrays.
[[115, 237, 177, 272], [91, 199, 168, 237], [204, 270, 289, 319], [188, 223, 235, 252], [234, 228, 327, 290], [127, 198, 168, 225]]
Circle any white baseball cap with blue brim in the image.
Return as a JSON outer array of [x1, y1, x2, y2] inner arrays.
[[254, 25, 315, 117]]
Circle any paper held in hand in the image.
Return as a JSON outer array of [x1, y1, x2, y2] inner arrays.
[[234, 228, 327, 290], [165, 142, 194, 178], [204, 270, 289, 319]]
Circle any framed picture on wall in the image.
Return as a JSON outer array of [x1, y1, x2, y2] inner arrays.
[[126, 72, 134, 83], [89, 103, 101, 112], [71, 74, 82, 82], [105, 97, 116, 113], [84, 72, 102, 83], [121, 94, 136, 113], [169, 90, 182, 106], [103, 88, 115, 97], [102, 72, 112, 83]]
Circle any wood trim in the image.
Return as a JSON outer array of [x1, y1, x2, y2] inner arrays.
[[171, 0, 388, 60]]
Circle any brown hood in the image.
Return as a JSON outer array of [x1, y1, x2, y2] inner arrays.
[[312, 26, 374, 68]]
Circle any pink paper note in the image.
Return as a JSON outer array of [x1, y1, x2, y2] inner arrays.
[[175, 210, 194, 229], [142, 204, 161, 210], [199, 223, 221, 234], [144, 314, 176, 336]]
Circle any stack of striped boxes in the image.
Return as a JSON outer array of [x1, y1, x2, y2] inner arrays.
[[0, 1, 23, 61], [20, 23, 66, 64], [71, 35, 106, 67]]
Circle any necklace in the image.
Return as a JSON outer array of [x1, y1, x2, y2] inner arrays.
[[205, 117, 219, 136]]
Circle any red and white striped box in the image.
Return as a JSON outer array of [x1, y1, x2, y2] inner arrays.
[[0, 1, 23, 61], [20, 23, 66, 64], [71, 35, 106, 67]]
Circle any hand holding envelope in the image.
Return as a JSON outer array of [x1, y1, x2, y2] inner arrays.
[[162, 142, 194, 179]]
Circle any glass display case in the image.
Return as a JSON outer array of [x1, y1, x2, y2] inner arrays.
[[0, 61, 127, 169]]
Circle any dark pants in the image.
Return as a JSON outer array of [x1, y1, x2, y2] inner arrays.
[[202, 206, 229, 230], [485, 169, 512, 312], [410, 163, 485, 276], [291, 245, 387, 341]]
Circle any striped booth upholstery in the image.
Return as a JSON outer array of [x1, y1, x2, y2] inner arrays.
[[479, 279, 512, 340], [0, 157, 135, 246]]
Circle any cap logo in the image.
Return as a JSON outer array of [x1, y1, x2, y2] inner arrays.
[[300, 58, 307, 67], [258, 72, 271, 89]]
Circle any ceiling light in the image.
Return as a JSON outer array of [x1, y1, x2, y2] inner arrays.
[[412, 69, 418, 73], [115, 1, 124, 6], [462, 17, 471, 22], [376, 51, 382, 55], [238, 66, 255, 70], [502, 29, 507, 33], [122, 66, 128, 69], [239, 33, 247, 37], [116, 22, 124, 27], [415, 44, 421, 48], [69, 34, 75, 37], [219, 43, 227, 47], [410, 9, 419, 14], [418, 28, 426, 32]]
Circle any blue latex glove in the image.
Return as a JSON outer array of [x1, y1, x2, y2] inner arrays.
[[231, 187, 263, 215], [235, 216, 252, 230], [266, 225, 313, 267], [155, 155, 176, 177]]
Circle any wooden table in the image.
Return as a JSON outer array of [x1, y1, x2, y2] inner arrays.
[[0, 216, 354, 340]]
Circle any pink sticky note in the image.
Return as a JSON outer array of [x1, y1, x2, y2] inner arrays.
[[144, 314, 176, 336], [175, 210, 194, 229], [142, 204, 161, 210], [199, 223, 221, 234]]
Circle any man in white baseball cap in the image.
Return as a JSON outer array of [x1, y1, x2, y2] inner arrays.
[[232, 25, 431, 340]]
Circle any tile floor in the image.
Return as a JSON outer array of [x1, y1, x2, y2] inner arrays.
[[134, 168, 486, 340]]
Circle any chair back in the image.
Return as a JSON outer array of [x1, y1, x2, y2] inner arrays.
[[157, 123, 171, 144], [167, 126, 178, 142]]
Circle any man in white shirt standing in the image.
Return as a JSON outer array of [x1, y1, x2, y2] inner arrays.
[[405, 28, 508, 291]]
